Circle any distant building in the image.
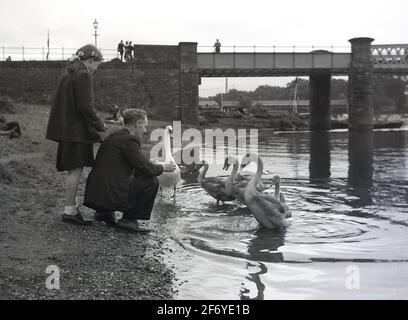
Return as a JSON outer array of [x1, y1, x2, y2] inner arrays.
[[199, 100, 220, 110], [221, 100, 239, 113], [220, 100, 348, 114]]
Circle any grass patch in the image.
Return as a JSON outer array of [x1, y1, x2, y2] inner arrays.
[[0, 96, 16, 114]]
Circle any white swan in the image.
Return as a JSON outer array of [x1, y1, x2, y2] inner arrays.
[[241, 153, 290, 229], [198, 159, 236, 205], [157, 125, 181, 198]]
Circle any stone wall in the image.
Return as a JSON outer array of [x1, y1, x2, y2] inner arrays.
[[179, 42, 199, 125], [0, 43, 200, 123], [0, 61, 64, 104]]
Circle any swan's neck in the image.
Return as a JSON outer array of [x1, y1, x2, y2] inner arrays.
[[225, 163, 239, 194], [274, 181, 280, 198], [198, 163, 209, 184], [228, 163, 239, 181], [163, 131, 173, 163], [246, 155, 263, 196]]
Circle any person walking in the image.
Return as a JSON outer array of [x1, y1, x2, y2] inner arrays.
[[46, 44, 107, 225], [124, 41, 129, 60], [117, 40, 125, 61], [84, 108, 175, 233], [125, 41, 133, 61]]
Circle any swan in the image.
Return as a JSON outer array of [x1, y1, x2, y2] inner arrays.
[[234, 164, 269, 190], [241, 153, 290, 229], [223, 155, 267, 204], [156, 125, 181, 198], [272, 175, 292, 218], [173, 144, 203, 174], [198, 159, 236, 206]]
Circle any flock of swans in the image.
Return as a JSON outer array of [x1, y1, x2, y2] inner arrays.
[[155, 125, 292, 230]]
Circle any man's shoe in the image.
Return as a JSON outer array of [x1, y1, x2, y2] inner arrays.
[[116, 219, 151, 233], [94, 212, 117, 226], [62, 213, 92, 226]]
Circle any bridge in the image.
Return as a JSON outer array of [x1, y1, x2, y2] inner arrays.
[[197, 44, 408, 77], [193, 39, 408, 130]]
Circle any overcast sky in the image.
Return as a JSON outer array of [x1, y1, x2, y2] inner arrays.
[[1, 0, 407, 96]]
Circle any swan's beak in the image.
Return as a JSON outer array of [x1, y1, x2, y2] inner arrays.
[[222, 163, 230, 171]]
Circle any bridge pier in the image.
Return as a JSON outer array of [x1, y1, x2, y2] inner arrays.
[[309, 73, 331, 131], [348, 37, 375, 131]]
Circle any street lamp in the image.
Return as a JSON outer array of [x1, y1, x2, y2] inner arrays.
[[93, 19, 99, 47]]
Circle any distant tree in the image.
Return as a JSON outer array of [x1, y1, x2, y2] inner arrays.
[[214, 93, 222, 106], [250, 102, 265, 115], [331, 79, 348, 99], [286, 78, 309, 100], [252, 85, 288, 100], [373, 75, 407, 113], [238, 95, 253, 110], [372, 82, 389, 117]]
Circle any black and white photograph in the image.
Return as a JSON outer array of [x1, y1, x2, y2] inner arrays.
[[0, 0, 408, 305]]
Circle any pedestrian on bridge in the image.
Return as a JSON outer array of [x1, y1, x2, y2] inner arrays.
[[214, 39, 221, 53], [125, 41, 133, 61], [117, 40, 125, 61]]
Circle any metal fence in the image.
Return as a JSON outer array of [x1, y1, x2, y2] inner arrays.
[[197, 45, 351, 53], [1, 45, 351, 61], [1, 46, 118, 61], [371, 44, 408, 65]]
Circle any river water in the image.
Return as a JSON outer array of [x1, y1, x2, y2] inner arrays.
[[152, 128, 408, 300]]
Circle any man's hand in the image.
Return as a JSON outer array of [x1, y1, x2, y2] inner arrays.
[[103, 123, 109, 131]]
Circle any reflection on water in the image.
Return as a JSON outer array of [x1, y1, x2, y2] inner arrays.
[[247, 229, 285, 263], [240, 262, 268, 300], [348, 131, 374, 206], [309, 131, 331, 180], [154, 129, 408, 299]]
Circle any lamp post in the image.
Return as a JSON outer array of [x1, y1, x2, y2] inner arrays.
[[93, 19, 99, 47]]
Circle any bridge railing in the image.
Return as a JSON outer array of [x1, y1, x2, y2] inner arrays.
[[197, 45, 351, 53], [3, 44, 407, 67], [2, 45, 352, 61], [0, 46, 118, 61], [371, 44, 408, 66]]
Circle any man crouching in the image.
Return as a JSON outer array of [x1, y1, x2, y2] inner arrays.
[[84, 108, 175, 233]]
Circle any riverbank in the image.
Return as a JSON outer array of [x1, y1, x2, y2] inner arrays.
[[0, 103, 176, 299], [200, 110, 406, 131]]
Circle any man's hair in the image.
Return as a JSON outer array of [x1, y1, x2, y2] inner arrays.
[[123, 108, 147, 126]]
